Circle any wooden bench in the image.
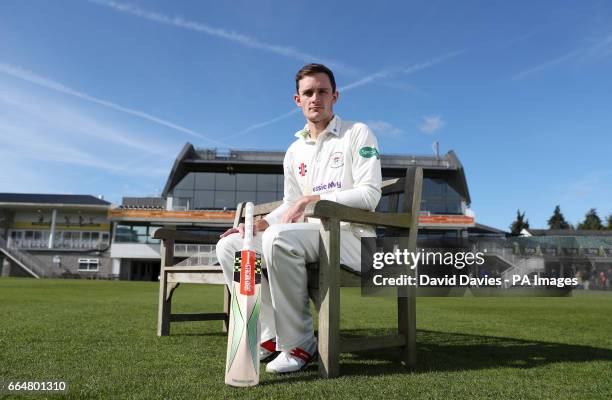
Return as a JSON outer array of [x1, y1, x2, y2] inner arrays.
[[155, 166, 423, 378]]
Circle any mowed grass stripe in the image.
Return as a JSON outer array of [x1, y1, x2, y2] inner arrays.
[[0, 278, 610, 399]]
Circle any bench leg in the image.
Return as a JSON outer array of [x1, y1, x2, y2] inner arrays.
[[157, 239, 175, 337], [222, 285, 230, 333], [397, 295, 416, 367], [318, 219, 340, 378], [157, 270, 171, 336]]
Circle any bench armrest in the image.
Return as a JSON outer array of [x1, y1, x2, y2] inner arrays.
[[303, 200, 412, 229]]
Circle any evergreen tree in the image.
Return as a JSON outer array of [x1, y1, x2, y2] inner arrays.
[[510, 209, 530, 235], [577, 208, 604, 230], [606, 214, 612, 230], [547, 205, 571, 229]]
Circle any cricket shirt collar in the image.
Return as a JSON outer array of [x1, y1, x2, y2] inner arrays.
[[294, 115, 342, 142]]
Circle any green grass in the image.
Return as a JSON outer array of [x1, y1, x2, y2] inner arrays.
[[1, 278, 611, 399]]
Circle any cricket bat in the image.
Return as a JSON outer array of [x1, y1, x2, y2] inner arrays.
[[224, 202, 262, 387]]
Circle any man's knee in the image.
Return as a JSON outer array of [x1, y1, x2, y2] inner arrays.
[[216, 233, 241, 259], [261, 224, 282, 249]]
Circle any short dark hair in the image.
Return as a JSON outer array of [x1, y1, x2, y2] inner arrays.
[[295, 63, 336, 94]]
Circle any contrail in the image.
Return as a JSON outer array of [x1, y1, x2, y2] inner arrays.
[[89, 0, 358, 75], [229, 50, 464, 137], [0, 62, 226, 146]]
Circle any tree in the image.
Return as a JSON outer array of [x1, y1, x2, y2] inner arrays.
[[607, 214, 612, 230], [510, 209, 530, 235], [577, 208, 604, 230], [547, 205, 572, 230]]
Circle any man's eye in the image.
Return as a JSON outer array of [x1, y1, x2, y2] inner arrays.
[[303, 91, 313, 96]]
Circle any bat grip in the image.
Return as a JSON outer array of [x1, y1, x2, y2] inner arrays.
[[243, 202, 254, 250]]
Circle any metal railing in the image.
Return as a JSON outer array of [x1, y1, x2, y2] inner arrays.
[[471, 241, 546, 288], [7, 238, 110, 251], [173, 243, 218, 266], [0, 236, 56, 278]]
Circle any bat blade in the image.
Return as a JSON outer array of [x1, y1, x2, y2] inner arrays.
[[225, 203, 261, 387]]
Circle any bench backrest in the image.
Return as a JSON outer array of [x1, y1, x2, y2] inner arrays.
[[235, 167, 423, 231]]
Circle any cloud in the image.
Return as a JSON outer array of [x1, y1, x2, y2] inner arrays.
[[513, 33, 612, 80], [225, 108, 301, 140], [366, 120, 404, 139], [339, 50, 463, 92], [419, 115, 445, 134], [0, 62, 225, 146], [339, 70, 392, 91], [88, 0, 357, 75], [0, 88, 173, 198], [403, 50, 464, 75], [512, 49, 582, 80], [0, 92, 170, 156]]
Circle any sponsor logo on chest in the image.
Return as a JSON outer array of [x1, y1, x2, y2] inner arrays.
[[312, 180, 342, 193]]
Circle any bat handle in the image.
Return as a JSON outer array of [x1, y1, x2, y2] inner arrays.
[[244, 202, 254, 250]]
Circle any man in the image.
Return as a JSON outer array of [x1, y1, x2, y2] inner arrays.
[[216, 63, 382, 373]]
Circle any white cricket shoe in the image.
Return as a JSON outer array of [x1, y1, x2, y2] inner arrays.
[[265, 340, 317, 374]]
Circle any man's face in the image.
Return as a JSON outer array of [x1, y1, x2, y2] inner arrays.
[[294, 73, 338, 124]]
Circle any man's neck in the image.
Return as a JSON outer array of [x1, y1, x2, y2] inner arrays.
[[307, 115, 334, 141]]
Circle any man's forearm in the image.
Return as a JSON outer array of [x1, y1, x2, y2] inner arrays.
[[300, 194, 320, 206]]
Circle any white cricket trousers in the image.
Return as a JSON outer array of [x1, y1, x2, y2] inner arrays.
[[216, 222, 362, 351]]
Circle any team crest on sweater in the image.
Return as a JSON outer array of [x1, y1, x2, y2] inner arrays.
[[329, 152, 344, 168]]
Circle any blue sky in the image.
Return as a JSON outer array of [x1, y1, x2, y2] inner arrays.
[[1, 0, 611, 230]]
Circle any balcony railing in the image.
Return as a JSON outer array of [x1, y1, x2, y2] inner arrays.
[[174, 243, 218, 265], [7, 238, 111, 251]]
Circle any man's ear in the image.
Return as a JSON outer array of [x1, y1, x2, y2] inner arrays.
[[294, 93, 301, 107], [332, 91, 339, 104]]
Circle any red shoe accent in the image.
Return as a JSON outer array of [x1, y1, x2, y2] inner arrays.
[[290, 347, 312, 362], [260, 339, 276, 353]]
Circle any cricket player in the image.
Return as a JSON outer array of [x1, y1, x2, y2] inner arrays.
[[217, 63, 382, 373]]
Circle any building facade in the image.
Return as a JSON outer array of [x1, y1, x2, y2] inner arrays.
[[0, 194, 112, 278], [107, 144, 476, 280]]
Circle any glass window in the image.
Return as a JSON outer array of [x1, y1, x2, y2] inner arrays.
[[175, 197, 191, 209], [195, 173, 215, 190], [215, 174, 236, 191], [78, 258, 99, 271], [257, 174, 277, 192], [236, 191, 257, 204], [277, 175, 284, 192], [115, 226, 138, 243], [148, 226, 161, 236], [236, 174, 257, 191], [194, 191, 215, 209], [81, 232, 91, 241], [175, 173, 195, 190], [214, 191, 236, 208], [256, 191, 277, 204], [423, 178, 444, 196], [132, 226, 147, 236], [173, 189, 194, 199]]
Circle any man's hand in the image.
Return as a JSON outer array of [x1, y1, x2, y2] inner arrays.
[[280, 195, 320, 224], [219, 219, 269, 239]]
